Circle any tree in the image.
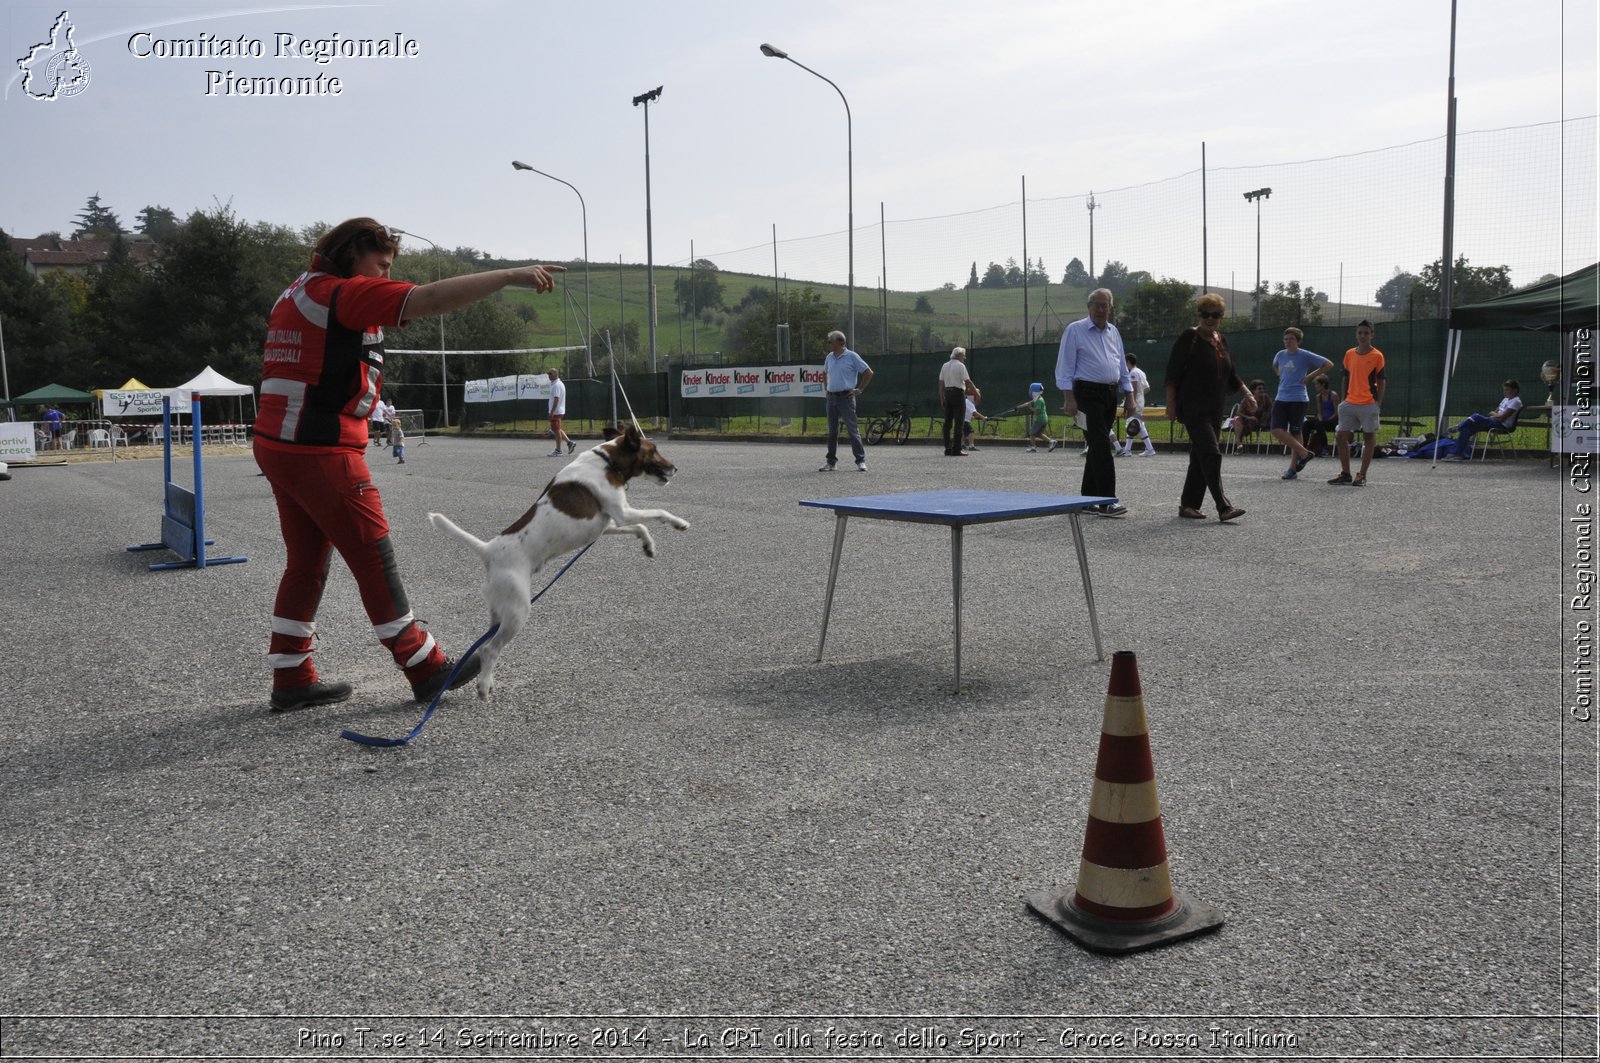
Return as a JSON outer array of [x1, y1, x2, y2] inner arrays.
[[72, 193, 122, 239], [1251, 280, 1325, 329], [1096, 261, 1150, 301], [1373, 268, 1419, 313], [980, 261, 1007, 289], [1413, 254, 1513, 309], [1062, 257, 1088, 287], [724, 285, 835, 360], [914, 295, 934, 314], [965, 262, 979, 289], [736, 284, 774, 312], [589, 321, 641, 371], [1003, 257, 1023, 286], [1117, 278, 1196, 338], [0, 231, 86, 392], [672, 257, 724, 315], [135, 206, 181, 243]]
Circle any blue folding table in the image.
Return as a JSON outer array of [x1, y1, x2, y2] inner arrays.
[[799, 489, 1112, 691]]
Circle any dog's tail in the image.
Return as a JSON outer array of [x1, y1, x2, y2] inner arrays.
[[428, 511, 491, 557]]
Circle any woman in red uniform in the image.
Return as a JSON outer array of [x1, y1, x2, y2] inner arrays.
[[253, 217, 561, 711]]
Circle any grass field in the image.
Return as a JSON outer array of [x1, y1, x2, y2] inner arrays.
[[495, 261, 1386, 366]]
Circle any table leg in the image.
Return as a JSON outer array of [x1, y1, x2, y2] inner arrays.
[[1068, 512, 1105, 661], [815, 513, 849, 661], [951, 522, 963, 692]]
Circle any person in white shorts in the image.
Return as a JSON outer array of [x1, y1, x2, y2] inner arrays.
[[1112, 352, 1156, 456]]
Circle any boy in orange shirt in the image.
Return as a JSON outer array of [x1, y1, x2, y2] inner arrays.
[[1328, 320, 1386, 487]]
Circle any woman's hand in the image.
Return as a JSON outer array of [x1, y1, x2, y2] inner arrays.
[[509, 264, 566, 294]]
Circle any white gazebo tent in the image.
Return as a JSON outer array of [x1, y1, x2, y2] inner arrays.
[[171, 366, 257, 440]]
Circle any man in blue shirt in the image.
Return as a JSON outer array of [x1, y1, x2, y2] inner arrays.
[[1056, 289, 1133, 516], [820, 330, 873, 472]]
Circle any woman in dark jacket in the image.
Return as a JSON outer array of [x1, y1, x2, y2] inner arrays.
[[1164, 293, 1256, 521]]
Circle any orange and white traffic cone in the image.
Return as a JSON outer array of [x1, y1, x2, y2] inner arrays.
[[1027, 650, 1223, 954]]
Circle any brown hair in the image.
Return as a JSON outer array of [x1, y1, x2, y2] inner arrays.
[[1283, 326, 1304, 341], [1196, 292, 1226, 316], [313, 217, 400, 278]]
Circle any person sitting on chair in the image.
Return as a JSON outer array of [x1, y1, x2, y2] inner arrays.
[[1230, 380, 1273, 448], [1304, 377, 1339, 457], [1447, 379, 1522, 459]]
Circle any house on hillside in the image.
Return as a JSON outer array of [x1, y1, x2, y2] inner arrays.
[[14, 234, 158, 278]]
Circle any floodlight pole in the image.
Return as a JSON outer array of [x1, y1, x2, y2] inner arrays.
[[633, 86, 663, 392], [1243, 187, 1272, 327], [390, 228, 449, 428], [761, 43, 853, 348], [1086, 192, 1098, 284], [511, 160, 610, 425]]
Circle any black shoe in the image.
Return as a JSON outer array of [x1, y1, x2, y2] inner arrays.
[[1327, 471, 1353, 485], [1093, 502, 1128, 517], [270, 680, 353, 713], [566, 441, 576, 454], [411, 655, 482, 703]]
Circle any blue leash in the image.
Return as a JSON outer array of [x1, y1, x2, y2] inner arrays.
[[340, 541, 595, 748]]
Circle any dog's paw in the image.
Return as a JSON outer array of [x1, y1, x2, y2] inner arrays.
[[670, 517, 691, 531], [476, 678, 494, 700]]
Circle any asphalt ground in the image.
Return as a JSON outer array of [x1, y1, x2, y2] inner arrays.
[[1, 434, 1594, 1061]]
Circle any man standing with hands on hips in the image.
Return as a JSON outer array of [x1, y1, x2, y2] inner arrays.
[[819, 330, 872, 472], [1056, 288, 1133, 516]]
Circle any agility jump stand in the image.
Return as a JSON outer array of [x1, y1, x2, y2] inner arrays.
[[127, 396, 247, 571], [1027, 651, 1222, 954]]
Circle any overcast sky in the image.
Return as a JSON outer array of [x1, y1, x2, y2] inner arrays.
[[4, 0, 1595, 296]]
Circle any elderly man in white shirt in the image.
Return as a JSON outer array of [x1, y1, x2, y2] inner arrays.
[[938, 346, 979, 456], [1056, 288, 1134, 516]]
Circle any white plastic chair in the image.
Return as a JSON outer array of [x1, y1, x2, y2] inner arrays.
[[88, 429, 111, 449]]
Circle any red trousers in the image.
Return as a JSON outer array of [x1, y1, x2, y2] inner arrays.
[[254, 441, 446, 690]]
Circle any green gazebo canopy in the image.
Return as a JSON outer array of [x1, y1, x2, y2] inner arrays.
[[4, 382, 97, 408]]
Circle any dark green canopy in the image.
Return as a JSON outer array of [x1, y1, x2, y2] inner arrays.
[[4, 382, 97, 408], [1449, 262, 1599, 331]]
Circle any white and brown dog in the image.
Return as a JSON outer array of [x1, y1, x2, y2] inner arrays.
[[429, 424, 689, 698]]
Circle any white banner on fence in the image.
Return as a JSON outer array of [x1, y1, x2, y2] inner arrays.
[[1552, 405, 1598, 455], [102, 390, 171, 417], [0, 422, 38, 461], [516, 374, 553, 402], [680, 365, 825, 398], [464, 375, 556, 403]]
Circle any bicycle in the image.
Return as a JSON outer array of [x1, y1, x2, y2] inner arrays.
[[865, 402, 914, 445]]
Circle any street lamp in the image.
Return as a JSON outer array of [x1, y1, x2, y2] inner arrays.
[[632, 86, 663, 383], [760, 42, 853, 348], [389, 227, 449, 428], [1242, 187, 1272, 328], [511, 160, 612, 425]]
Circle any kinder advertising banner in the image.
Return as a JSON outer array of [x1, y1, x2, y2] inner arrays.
[[486, 375, 518, 403], [0, 422, 38, 461], [102, 390, 170, 418], [517, 374, 553, 402], [680, 365, 822, 398], [463, 379, 491, 403]]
